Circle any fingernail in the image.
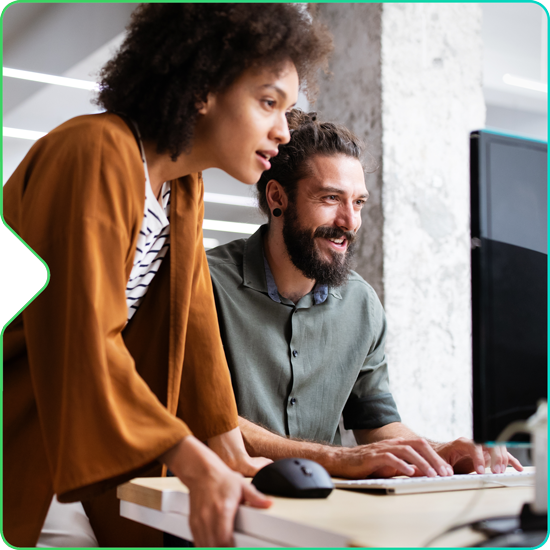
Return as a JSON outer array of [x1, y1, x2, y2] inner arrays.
[[447, 466, 454, 476], [477, 465, 485, 474], [439, 466, 448, 476], [428, 468, 437, 477]]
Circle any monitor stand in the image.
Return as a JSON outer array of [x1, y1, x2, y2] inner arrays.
[[529, 401, 547, 516], [478, 401, 548, 547]]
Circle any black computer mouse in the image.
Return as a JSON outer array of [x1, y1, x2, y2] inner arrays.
[[252, 458, 334, 498]]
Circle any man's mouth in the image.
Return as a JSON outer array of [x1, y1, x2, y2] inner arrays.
[[324, 236, 347, 251]]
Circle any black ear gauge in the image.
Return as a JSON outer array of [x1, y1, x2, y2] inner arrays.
[[272, 208, 282, 217]]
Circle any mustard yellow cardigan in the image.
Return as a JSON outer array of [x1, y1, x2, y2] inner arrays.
[[3, 113, 238, 546]]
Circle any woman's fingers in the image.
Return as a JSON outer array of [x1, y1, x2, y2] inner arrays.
[[242, 481, 273, 508]]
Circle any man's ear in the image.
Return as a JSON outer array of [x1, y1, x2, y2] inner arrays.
[[265, 179, 288, 212]]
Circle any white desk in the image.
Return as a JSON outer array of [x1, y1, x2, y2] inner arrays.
[[117, 475, 534, 547]]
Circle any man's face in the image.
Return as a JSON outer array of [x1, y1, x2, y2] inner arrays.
[[282, 154, 368, 287]]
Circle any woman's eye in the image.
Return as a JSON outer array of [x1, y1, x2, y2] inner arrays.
[[262, 99, 276, 108]]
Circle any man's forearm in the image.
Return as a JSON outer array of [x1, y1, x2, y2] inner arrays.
[[239, 417, 341, 472], [354, 422, 419, 445], [240, 417, 452, 479]]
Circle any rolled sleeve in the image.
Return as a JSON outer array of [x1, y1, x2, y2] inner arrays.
[[342, 285, 401, 430], [343, 393, 401, 430]]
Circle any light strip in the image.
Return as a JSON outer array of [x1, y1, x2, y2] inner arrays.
[[204, 192, 257, 207], [502, 74, 547, 94], [3, 127, 47, 140], [3, 67, 99, 91], [203, 219, 260, 235], [203, 238, 220, 249]]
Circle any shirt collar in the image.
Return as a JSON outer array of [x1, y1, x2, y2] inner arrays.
[[243, 225, 335, 304]]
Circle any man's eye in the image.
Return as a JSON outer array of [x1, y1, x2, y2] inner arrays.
[[327, 195, 337, 200]]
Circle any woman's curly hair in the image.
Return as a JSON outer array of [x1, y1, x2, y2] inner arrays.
[[257, 109, 365, 220], [96, 4, 332, 160]]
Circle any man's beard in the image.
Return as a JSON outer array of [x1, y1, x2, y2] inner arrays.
[[282, 202, 357, 287]]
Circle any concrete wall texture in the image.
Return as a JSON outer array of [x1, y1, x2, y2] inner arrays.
[[317, 4, 485, 442]]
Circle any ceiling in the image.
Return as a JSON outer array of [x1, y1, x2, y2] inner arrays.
[[482, 2, 547, 113], [2, 3, 548, 247]]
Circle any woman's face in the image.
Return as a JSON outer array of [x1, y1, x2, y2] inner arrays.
[[194, 60, 299, 184]]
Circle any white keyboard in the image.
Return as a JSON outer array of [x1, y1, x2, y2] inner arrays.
[[333, 470, 535, 494]]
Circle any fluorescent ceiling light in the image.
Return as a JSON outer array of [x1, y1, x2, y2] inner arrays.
[[3, 67, 99, 91], [502, 74, 547, 93], [203, 219, 259, 235], [4, 127, 47, 140], [204, 192, 257, 207], [203, 238, 220, 249]]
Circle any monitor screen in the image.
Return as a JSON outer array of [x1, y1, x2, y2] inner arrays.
[[470, 130, 547, 444]]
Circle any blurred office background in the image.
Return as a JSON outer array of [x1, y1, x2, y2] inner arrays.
[[2, 3, 547, 441], [3, 3, 546, 243]]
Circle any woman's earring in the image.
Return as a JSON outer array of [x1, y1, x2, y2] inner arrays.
[[272, 208, 282, 218]]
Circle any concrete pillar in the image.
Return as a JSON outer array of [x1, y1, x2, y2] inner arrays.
[[317, 3, 485, 441]]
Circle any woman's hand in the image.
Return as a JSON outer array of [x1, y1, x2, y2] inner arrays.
[[160, 435, 272, 547], [207, 426, 273, 477]]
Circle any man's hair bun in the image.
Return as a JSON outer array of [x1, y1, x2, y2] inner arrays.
[[287, 110, 317, 131]]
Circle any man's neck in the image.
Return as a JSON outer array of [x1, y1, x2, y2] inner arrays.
[[263, 228, 315, 304]]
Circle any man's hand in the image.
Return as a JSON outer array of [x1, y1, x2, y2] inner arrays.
[[240, 418, 456, 479], [330, 437, 454, 479], [161, 435, 272, 547], [432, 437, 524, 474]]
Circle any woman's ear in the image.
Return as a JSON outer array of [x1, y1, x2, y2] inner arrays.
[[196, 92, 215, 115]]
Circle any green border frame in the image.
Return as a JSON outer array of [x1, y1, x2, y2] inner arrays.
[[0, 2, 548, 549]]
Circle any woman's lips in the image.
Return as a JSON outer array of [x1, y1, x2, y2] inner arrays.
[[256, 152, 271, 170], [256, 149, 278, 171]]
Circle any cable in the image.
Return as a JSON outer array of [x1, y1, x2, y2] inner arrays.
[[424, 514, 520, 547], [422, 476, 521, 547]]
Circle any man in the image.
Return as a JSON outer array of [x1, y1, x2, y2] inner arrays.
[[206, 109, 522, 479]]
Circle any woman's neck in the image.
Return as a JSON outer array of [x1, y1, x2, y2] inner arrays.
[[142, 141, 205, 200]]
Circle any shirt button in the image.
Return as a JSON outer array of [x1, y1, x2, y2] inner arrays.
[[290, 397, 296, 406], [292, 350, 298, 357]]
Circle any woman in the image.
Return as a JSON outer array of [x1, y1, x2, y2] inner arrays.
[[3, 4, 332, 547]]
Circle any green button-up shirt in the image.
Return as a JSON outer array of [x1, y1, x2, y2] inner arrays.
[[207, 227, 400, 445]]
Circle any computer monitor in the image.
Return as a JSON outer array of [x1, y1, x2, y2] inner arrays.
[[470, 130, 547, 445]]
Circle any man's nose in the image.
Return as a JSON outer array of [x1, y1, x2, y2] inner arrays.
[[336, 202, 360, 232]]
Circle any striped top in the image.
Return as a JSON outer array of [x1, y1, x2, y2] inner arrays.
[[126, 126, 171, 322]]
